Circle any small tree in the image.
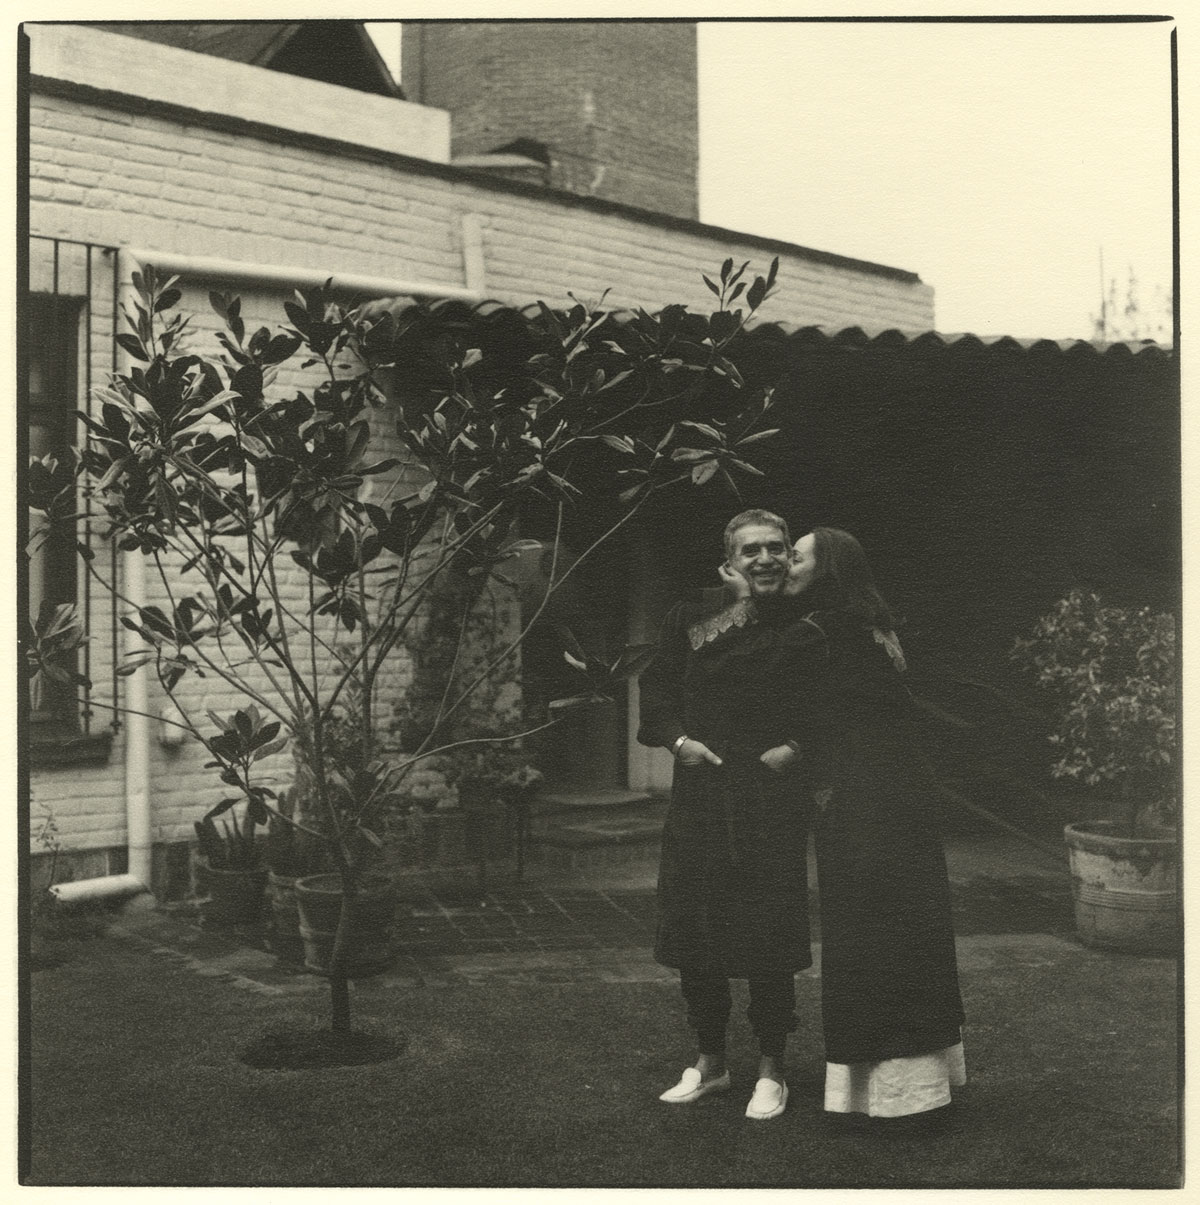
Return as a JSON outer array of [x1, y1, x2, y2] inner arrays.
[[27, 257, 784, 1041], [1011, 590, 1177, 837], [1091, 264, 1173, 344]]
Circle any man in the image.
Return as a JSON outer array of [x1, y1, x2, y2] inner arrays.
[[637, 509, 812, 1121]]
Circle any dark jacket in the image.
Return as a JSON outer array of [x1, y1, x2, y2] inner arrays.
[[637, 589, 815, 976], [794, 607, 965, 1064]]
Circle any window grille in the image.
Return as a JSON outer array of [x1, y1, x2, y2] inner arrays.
[[26, 236, 121, 749]]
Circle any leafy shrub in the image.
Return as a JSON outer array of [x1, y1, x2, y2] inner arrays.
[[1011, 589, 1176, 835], [194, 806, 263, 871]]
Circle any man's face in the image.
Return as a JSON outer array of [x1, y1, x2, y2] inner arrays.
[[727, 523, 790, 596]]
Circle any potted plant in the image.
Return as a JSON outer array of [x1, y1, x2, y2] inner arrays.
[[496, 756, 545, 880], [450, 743, 544, 884], [293, 868, 401, 978], [1012, 590, 1177, 952], [264, 790, 332, 963], [193, 805, 267, 926], [394, 757, 462, 867]]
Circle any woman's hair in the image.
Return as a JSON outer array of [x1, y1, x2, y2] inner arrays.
[[806, 526, 895, 629]]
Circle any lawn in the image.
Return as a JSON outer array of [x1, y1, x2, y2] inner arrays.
[[26, 933, 1177, 1188]]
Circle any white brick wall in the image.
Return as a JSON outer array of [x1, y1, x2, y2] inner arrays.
[[27, 26, 934, 857], [28, 87, 933, 327]]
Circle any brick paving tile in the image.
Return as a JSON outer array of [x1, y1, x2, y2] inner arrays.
[[449, 928, 517, 942], [500, 939, 542, 953], [556, 915, 637, 931], [556, 899, 631, 913], [585, 924, 644, 940], [548, 936, 609, 950], [459, 937, 516, 951], [516, 932, 580, 946], [407, 934, 461, 948], [405, 927, 461, 943], [520, 897, 582, 913], [562, 911, 616, 925], [602, 893, 655, 910]]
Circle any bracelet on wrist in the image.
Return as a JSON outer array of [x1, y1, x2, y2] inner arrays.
[[785, 739, 801, 755], [671, 735, 689, 757]]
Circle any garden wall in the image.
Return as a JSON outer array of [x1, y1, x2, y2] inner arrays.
[[634, 333, 1177, 792]]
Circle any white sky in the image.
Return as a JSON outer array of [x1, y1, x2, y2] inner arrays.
[[696, 21, 1173, 340], [370, 19, 1173, 341]]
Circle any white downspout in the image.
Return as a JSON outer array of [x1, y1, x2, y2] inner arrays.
[[121, 537, 154, 891], [51, 545, 152, 905], [51, 239, 486, 906], [53, 252, 152, 904]]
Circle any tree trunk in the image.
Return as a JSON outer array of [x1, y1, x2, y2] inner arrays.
[[328, 875, 358, 1036], [330, 972, 351, 1037]]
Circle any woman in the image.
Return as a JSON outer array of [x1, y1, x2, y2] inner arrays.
[[718, 526, 965, 1123]]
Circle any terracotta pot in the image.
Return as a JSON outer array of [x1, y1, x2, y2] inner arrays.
[[199, 860, 267, 926], [294, 872, 399, 978], [1064, 821, 1177, 953]]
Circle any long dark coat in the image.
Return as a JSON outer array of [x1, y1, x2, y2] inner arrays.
[[637, 589, 815, 977], [796, 608, 965, 1065]]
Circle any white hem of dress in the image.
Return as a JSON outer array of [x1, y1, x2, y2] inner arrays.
[[823, 1041, 966, 1117]]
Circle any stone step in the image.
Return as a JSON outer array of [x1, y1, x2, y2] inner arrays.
[[531, 788, 659, 814], [526, 797, 668, 874], [527, 840, 664, 876], [529, 789, 661, 834]]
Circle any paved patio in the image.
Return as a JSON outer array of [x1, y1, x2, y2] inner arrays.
[[110, 832, 1085, 995]]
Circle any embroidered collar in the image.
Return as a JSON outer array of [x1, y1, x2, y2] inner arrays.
[[873, 628, 907, 672], [688, 598, 755, 650]]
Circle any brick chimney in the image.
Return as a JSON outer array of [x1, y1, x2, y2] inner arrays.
[[401, 21, 699, 220]]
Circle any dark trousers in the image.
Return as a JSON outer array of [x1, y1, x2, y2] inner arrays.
[[680, 967, 797, 1059]]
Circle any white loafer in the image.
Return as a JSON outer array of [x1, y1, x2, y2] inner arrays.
[[745, 1077, 788, 1120], [658, 1066, 732, 1104]]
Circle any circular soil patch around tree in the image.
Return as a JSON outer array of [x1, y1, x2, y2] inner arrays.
[[240, 1025, 405, 1070]]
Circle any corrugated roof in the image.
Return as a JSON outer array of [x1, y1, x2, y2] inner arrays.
[[467, 301, 1171, 361], [745, 320, 1172, 360]]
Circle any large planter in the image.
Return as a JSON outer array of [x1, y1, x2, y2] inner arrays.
[[408, 807, 469, 867], [198, 860, 267, 926], [294, 872, 399, 978], [266, 870, 305, 964], [459, 786, 513, 862], [1064, 821, 1178, 953], [407, 802, 511, 867]]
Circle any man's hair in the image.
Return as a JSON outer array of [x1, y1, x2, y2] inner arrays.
[[723, 509, 790, 559]]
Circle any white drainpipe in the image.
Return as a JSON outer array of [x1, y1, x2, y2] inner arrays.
[[52, 253, 152, 904], [52, 544, 151, 905], [50, 237, 486, 905]]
